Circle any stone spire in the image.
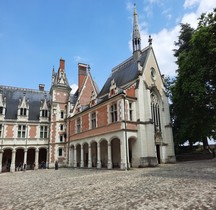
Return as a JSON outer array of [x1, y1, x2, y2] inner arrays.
[[132, 4, 141, 54]]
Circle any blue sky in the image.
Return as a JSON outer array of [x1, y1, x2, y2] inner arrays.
[[0, 0, 215, 92]]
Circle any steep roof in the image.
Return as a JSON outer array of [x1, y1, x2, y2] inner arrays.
[[0, 85, 50, 120], [98, 47, 150, 98]]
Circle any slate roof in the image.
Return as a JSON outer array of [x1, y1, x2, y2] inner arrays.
[[98, 47, 150, 98], [0, 86, 50, 120]]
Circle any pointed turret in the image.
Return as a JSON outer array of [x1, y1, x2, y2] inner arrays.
[[132, 4, 141, 58]]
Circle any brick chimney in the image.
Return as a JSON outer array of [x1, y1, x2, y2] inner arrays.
[[78, 63, 88, 92], [39, 84, 45, 91], [60, 58, 65, 70]]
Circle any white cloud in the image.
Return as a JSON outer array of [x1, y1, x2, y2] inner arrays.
[[134, 0, 216, 77], [73, 56, 85, 63], [70, 83, 78, 94], [184, 0, 199, 9]]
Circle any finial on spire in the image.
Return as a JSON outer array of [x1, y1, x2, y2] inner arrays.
[[132, 3, 141, 57], [148, 35, 152, 46]]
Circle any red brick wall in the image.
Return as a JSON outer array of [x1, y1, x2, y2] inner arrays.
[[79, 76, 95, 106], [6, 124, 14, 138], [126, 85, 136, 97], [97, 105, 108, 127], [29, 125, 37, 138], [82, 113, 89, 132]]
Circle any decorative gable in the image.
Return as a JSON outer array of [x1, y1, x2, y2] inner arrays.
[[90, 91, 97, 107], [40, 95, 50, 120], [109, 79, 118, 98], [17, 92, 29, 120]]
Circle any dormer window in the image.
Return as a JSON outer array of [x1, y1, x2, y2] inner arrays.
[[18, 93, 29, 119], [42, 109, 48, 117], [20, 108, 27, 116], [109, 79, 118, 98]]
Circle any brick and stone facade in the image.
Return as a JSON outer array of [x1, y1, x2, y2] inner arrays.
[[0, 4, 175, 173]]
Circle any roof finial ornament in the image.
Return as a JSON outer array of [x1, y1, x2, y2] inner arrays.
[[148, 35, 152, 46]]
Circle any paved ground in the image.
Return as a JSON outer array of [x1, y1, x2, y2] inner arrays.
[[0, 159, 216, 210]]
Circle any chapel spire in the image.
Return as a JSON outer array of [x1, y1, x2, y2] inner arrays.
[[132, 4, 141, 54]]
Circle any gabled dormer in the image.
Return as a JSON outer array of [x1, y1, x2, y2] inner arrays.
[[17, 92, 29, 120], [0, 89, 6, 119], [90, 91, 97, 107], [40, 95, 50, 121], [109, 79, 118, 98]]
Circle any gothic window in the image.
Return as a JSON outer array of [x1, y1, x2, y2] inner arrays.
[[76, 118, 81, 133], [91, 112, 96, 129], [0, 124, 2, 137], [151, 92, 161, 132], [18, 125, 26, 138], [40, 126, 48, 138], [20, 108, 27, 116], [110, 103, 118, 122]]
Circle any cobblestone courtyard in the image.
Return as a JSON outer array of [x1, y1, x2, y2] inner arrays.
[[0, 159, 216, 210]]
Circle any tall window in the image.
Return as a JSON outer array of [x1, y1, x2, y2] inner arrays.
[[77, 118, 81, 133], [59, 148, 63, 156], [91, 112, 96, 129], [61, 111, 64, 119], [40, 126, 48, 138], [20, 108, 27, 116], [110, 103, 118, 122], [60, 124, 64, 131], [60, 135, 64, 142], [0, 106, 3, 115], [0, 124, 2, 137], [151, 92, 161, 132], [129, 102, 133, 121], [18, 125, 26, 138], [42, 109, 48, 117]]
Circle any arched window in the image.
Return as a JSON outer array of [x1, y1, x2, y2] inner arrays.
[[151, 91, 161, 133]]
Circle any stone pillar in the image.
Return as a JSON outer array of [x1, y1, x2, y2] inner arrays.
[[0, 149, 4, 173], [88, 145, 92, 168], [97, 143, 101, 169], [23, 148, 28, 169], [107, 143, 112, 169], [11, 149, 16, 172], [80, 145, 84, 167], [35, 148, 39, 169], [73, 146, 77, 167]]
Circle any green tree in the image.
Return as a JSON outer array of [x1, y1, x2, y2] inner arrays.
[[172, 9, 216, 148]]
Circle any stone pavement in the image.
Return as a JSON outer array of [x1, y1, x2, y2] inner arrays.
[[0, 159, 215, 210]]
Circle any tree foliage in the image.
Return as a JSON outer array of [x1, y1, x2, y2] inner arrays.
[[171, 9, 216, 148]]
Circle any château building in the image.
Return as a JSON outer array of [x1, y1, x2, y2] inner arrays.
[[0, 5, 175, 172]]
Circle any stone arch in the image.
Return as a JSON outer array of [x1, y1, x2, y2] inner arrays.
[[27, 148, 35, 170], [15, 148, 24, 170], [128, 136, 137, 168], [83, 142, 89, 167], [2, 148, 12, 172], [100, 139, 108, 168], [38, 148, 47, 167], [90, 140, 97, 167], [110, 137, 121, 168]]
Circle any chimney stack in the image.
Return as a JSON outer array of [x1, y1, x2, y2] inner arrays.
[[78, 63, 88, 92], [39, 84, 45, 91]]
